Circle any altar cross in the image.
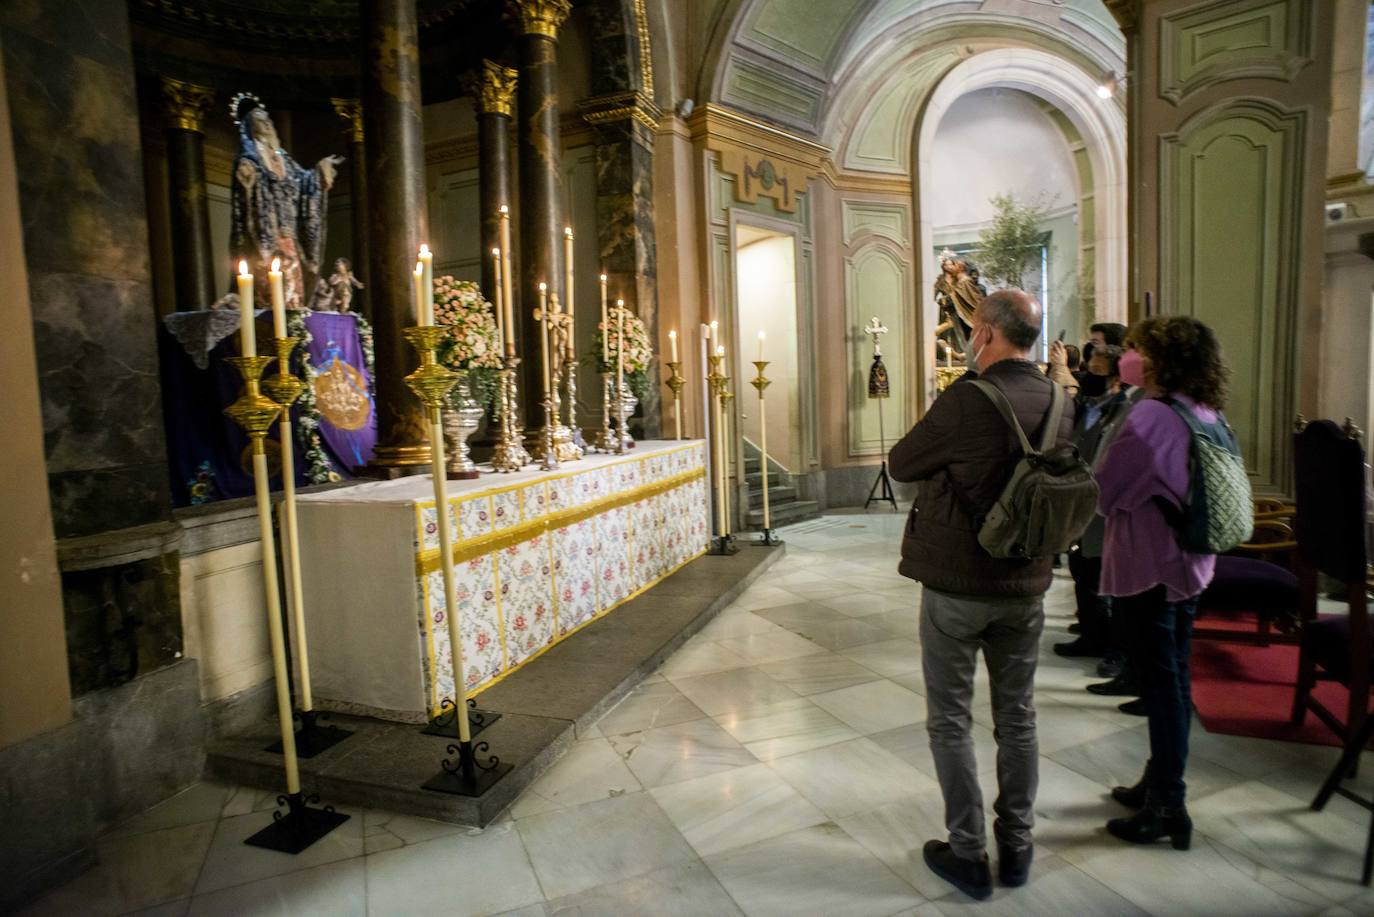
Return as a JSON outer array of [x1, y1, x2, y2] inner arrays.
[[864, 316, 888, 356]]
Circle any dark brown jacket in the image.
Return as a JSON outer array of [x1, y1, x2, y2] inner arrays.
[[889, 359, 1076, 597]]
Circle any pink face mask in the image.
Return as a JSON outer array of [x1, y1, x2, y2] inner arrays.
[[1119, 349, 1146, 388]]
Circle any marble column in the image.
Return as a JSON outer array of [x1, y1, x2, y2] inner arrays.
[[509, 0, 571, 431], [160, 78, 216, 312], [466, 61, 517, 314], [331, 97, 371, 316], [361, 0, 431, 472]]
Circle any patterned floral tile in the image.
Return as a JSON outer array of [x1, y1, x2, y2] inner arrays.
[[494, 488, 522, 530], [418, 501, 459, 552], [597, 505, 632, 611], [421, 555, 504, 711], [554, 520, 598, 635], [458, 495, 493, 540]]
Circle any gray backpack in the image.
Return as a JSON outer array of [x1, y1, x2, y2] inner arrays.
[[1158, 397, 1252, 554], [965, 380, 1101, 559]]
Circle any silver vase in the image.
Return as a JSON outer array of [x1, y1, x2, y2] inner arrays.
[[617, 380, 638, 449], [442, 371, 484, 479]]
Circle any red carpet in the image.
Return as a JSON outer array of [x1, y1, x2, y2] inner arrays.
[[1190, 614, 1349, 747]]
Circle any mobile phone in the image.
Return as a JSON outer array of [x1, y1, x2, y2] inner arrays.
[[1057, 330, 1066, 342]]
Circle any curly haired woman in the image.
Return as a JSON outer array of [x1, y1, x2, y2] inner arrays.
[[1094, 315, 1232, 850]]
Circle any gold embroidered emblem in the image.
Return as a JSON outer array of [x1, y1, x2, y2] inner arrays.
[[314, 357, 371, 430]]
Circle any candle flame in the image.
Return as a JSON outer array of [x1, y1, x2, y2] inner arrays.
[[710, 320, 718, 331], [419, 243, 430, 256], [414, 261, 423, 274], [565, 226, 573, 237], [238, 260, 249, 277], [717, 345, 725, 356], [669, 330, 677, 339], [499, 205, 509, 215], [758, 330, 766, 340], [271, 257, 281, 272], [599, 273, 607, 282], [539, 282, 547, 291], [492, 247, 500, 256], [616, 298, 624, 306]]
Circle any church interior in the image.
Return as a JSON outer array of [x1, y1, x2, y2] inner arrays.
[[5, 0, 1374, 914]]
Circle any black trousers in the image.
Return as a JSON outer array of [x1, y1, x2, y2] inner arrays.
[[1068, 550, 1109, 649], [1119, 586, 1198, 808]]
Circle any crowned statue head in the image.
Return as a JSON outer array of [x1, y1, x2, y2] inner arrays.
[[939, 248, 967, 279]]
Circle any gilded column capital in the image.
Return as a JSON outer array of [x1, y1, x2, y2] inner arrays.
[[505, 0, 571, 38], [161, 77, 215, 133], [330, 97, 365, 143], [1102, 0, 1139, 34], [466, 60, 518, 117]]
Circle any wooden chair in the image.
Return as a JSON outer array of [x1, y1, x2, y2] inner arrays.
[[1192, 500, 1300, 646]]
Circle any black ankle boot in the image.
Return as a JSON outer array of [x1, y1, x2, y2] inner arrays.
[[1110, 771, 1149, 809], [1106, 804, 1192, 849]]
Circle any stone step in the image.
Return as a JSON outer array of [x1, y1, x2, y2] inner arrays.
[[746, 500, 820, 528], [745, 471, 785, 487], [746, 485, 797, 504]]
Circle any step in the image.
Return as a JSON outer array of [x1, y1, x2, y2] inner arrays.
[[746, 485, 798, 504], [746, 500, 820, 528], [744, 471, 786, 488]]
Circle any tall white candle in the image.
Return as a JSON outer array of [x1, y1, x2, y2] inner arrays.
[[237, 260, 256, 357], [563, 228, 575, 359], [757, 330, 765, 361], [413, 262, 427, 327], [669, 329, 678, 362], [491, 247, 505, 353], [499, 207, 514, 351], [418, 244, 434, 326], [616, 299, 625, 406], [599, 273, 609, 364], [539, 283, 551, 399], [268, 257, 286, 338]]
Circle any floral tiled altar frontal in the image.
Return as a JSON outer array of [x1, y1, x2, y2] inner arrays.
[[297, 441, 710, 723]]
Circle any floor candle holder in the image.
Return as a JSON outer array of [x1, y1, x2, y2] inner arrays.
[[403, 326, 512, 798], [750, 360, 782, 547], [421, 697, 502, 739], [706, 354, 736, 556], [261, 336, 353, 759], [225, 354, 349, 852], [490, 358, 531, 472], [665, 361, 684, 440]]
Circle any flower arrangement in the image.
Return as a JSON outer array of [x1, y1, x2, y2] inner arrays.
[[587, 305, 654, 399], [432, 276, 501, 411]]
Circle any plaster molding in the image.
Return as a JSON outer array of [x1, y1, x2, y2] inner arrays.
[[690, 103, 829, 214]]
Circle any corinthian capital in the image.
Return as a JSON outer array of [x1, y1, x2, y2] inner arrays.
[[330, 97, 365, 143], [161, 78, 215, 133], [506, 0, 572, 38], [466, 60, 518, 116]]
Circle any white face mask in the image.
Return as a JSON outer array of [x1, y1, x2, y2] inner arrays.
[[970, 325, 990, 371]]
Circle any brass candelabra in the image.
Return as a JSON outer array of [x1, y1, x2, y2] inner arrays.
[[490, 355, 531, 472], [593, 373, 618, 452], [665, 361, 685, 440], [750, 361, 781, 546]]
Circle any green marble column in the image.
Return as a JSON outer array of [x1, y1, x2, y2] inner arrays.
[[331, 97, 371, 317], [361, 0, 431, 472], [160, 78, 216, 312], [510, 0, 571, 431]]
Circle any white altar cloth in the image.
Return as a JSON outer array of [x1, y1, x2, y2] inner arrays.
[[296, 441, 709, 722]]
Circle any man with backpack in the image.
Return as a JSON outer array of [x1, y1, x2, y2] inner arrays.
[[890, 289, 1093, 900]]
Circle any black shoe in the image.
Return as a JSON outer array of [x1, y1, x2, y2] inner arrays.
[[1106, 804, 1192, 849], [1068, 623, 1082, 634], [1097, 656, 1124, 679], [1087, 675, 1139, 697], [1054, 638, 1106, 658], [923, 840, 992, 900], [1117, 698, 1148, 716], [997, 843, 1033, 887], [1111, 771, 1149, 809]]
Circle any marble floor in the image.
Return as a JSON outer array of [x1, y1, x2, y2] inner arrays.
[[22, 513, 1374, 917]]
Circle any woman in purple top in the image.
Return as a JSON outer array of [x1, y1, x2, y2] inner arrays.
[[1094, 315, 1230, 850]]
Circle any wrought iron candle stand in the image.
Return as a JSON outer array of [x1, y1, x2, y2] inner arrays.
[[750, 360, 783, 547], [665, 361, 685, 440], [490, 357, 531, 472], [593, 372, 618, 452], [403, 326, 512, 796], [706, 354, 737, 556], [261, 337, 352, 758], [225, 354, 349, 852]]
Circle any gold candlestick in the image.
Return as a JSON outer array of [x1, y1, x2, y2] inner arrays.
[[404, 326, 512, 797], [665, 361, 685, 440], [593, 372, 618, 452], [490, 356, 531, 472], [261, 337, 352, 756], [750, 361, 782, 546], [706, 354, 736, 555], [224, 355, 349, 852]]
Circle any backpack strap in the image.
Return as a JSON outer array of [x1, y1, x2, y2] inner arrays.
[[970, 378, 1064, 457]]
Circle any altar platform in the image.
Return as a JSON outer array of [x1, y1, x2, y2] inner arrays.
[[294, 440, 711, 724], [206, 540, 782, 827]]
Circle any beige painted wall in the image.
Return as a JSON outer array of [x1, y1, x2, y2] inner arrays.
[[0, 46, 72, 748]]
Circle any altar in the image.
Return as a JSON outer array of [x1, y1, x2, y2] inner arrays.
[[296, 440, 710, 723]]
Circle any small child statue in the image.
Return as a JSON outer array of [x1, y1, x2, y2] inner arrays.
[[312, 257, 365, 312]]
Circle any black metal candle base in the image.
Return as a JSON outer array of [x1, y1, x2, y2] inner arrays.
[[421, 697, 502, 738], [756, 528, 783, 547], [865, 460, 898, 511], [421, 739, 513, 797], [265, 710, 354, 759], [244, 792, 350, 854], [708, 534, 739, 556]]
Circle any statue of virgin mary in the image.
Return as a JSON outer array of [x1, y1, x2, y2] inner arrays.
[[227, 93, 341, 310]]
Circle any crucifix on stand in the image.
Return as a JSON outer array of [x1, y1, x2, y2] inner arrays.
[[864, 317, 898, 511]]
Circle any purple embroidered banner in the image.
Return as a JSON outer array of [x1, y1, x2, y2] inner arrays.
[[305, 312, 377, 473]]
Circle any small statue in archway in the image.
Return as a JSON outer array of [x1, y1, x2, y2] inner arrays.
[[932, 249, 987, 362], [312, 257, 365, 313]]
